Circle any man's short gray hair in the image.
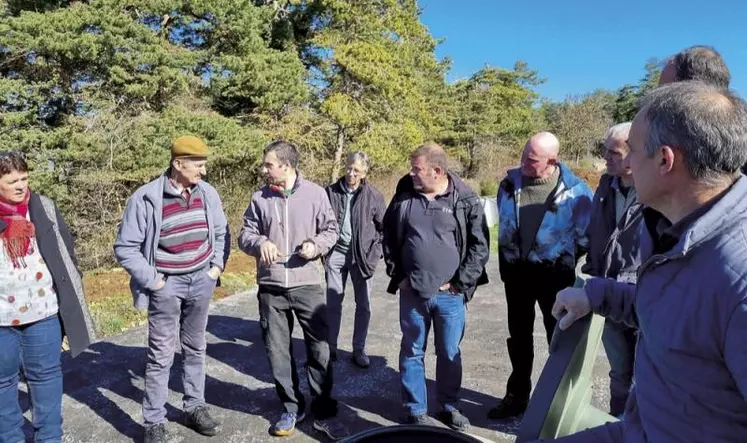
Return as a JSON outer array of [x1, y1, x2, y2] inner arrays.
[[346, 151, 371, 172], [604, 122, 632, 145], [639, 81, 747, 181]]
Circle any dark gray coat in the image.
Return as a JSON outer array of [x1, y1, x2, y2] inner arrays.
[[325, 178, 386, 279], [0, 193, 96, 357], [582, 174, 643, 283]]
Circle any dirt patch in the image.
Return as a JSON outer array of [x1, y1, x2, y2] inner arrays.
[[83, 269, 131, 303], [213, 251, 257, 299], [572, 166, 602, 189]]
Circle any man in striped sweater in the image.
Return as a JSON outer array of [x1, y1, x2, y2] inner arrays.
[[114, 136, 228, 443]]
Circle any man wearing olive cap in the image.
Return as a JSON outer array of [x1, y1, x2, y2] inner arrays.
[[114, 136, 228, 443]]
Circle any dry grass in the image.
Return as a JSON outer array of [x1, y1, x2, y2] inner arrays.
[[368, 167, 409, 203]]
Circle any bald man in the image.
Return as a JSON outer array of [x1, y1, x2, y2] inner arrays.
[[489, 132, 593, 420]]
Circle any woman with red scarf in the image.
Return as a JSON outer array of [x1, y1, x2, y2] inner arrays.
[[0, 151, 96, 443]]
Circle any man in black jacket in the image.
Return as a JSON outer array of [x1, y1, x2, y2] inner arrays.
[[383, 142, 489, 431], [325, 151, 386, 368], [581, 122, 642, 418]]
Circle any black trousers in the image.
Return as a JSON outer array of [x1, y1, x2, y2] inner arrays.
[[258, 284, 338, 419], [502, 263, 576, 402]]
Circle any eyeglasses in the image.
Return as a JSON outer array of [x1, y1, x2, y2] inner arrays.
[[346, 167, 366, 176]]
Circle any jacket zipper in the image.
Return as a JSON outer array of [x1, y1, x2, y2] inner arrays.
[[285, 195, 290, 287], [346, 193, 358, 264], [636, 251, 685, 280]]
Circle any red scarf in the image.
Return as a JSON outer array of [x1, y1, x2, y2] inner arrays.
[[0, 190, 35, 268]]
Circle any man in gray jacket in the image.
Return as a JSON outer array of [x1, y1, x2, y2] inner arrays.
[[114, 135, 227, 443], [239, 140, 348, 440], [325, 151, 386, 368], [547, 81, 747, 442]]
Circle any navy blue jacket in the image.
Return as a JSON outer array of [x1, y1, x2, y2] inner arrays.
[[584, 175, 747, 442]]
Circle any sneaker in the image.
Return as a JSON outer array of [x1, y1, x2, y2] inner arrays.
[[144, 423, 169, 443], [185, 405, 220, 436], [313, 416, 350, 441], [438, 409, 470, 431], [352, 349, 370, 368], [271, 411, 305, 437], [487, 394, 528, 420], [404, 413, 435, 426]]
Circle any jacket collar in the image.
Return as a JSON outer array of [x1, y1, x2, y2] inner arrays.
[[643, 174, 747, 258], [266, 170, 306, 197], [144, 171, 210, 204], [335, 177, 366, 194], [395, 171, 474, 201], [507, 162, 582, 194], [27, 193, 53, 233]]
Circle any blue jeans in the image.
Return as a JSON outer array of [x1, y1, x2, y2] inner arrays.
[[399, 286, 466, 417], [0, 315, 63, 443]]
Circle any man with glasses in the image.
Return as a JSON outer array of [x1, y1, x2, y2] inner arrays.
[[114, 135, 228, 443], [581, 123, 641, 418], [325, 151, 386, 368]]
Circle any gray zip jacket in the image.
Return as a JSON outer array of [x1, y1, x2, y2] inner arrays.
[[239, 173, 339, 288], [113, 173, 228, 309]]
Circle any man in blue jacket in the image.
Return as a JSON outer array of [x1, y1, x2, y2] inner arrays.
[[550, 81, 747, 442], [489, 132, 593, 419]]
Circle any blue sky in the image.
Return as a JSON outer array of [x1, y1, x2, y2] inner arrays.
[[419, 0, 746, 101]]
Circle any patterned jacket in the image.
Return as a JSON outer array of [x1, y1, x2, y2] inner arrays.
[[497, 162, 593, 280]]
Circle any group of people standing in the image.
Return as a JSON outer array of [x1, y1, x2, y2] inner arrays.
[[519, 45, 747, 443], [235, 140, 491, 440], [1, 44, 746, 443]]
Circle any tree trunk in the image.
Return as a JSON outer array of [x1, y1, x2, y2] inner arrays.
[[467, 139, 476, 178], [330, 126, 345, 183]]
